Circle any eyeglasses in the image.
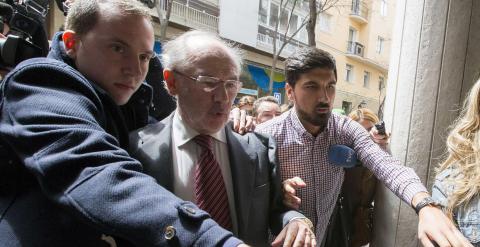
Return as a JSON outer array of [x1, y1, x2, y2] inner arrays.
[[173, 70, 242, 93]]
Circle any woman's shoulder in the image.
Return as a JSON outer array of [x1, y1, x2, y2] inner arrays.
[[432, 167, 480, 244], [431, 168, 457, 207], [457, 195, 480, 244]]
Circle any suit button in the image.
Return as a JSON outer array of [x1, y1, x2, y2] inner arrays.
[[164, 226, 176, 240], [182, 205, 196, 216]]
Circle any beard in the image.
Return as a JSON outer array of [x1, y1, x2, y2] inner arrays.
[[296, 106, 331, 131]]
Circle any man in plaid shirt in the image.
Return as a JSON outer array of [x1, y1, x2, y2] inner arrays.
[[255, 47, 472, 247]]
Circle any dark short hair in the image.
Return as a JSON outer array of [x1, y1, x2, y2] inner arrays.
[[65, 0, 151, 37], [285, 47, 337, 87]]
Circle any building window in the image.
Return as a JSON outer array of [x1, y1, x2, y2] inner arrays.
[[381, 0, 387, 16], [347, 27, 357, 53], [259, 0, 269, 24], [345, 64, 354, 82], [342, 101, 353, 115], [298, 0, 308, 10], [269, 2, 279, 27], [279, 8, 290, 32], [298, 17, 307, 42], [379, 76, 385, 90], [348, 27, 357, 42], [258, 1, 308, 43], [288, 14, 298, 35], [351, 0, 360, 14], [318, 13, 332, 33], [363, 71, 370, 88], [377, 36, 384, 54]]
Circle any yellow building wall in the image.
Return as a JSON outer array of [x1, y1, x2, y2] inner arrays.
[[316, 0, 395, 114], [365, 0, 395, 67]]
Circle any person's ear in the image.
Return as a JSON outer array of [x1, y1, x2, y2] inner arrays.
[[286, 83, 295, 102], [62, 30, 79, 58], [163, 69, 178, 96]]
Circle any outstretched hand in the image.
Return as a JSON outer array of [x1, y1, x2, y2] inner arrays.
[[231, 108, 255, 135], [272, 219, 316, 247], [417, 206, 473, 247], [370, 127, 390, 149], [282, 177, 306, 210]]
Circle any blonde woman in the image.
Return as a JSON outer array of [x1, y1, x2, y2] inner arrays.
[[349, 108, 389, 149], [432, 78, 480, 246]]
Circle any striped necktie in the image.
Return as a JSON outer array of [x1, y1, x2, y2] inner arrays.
[[193, 134, 232, 230]]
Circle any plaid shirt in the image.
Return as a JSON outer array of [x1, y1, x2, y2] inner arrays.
[[256, 108, 427, 239]]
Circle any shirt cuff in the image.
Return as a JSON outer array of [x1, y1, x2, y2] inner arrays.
[[402, 182, 428, 206], [288, 216, 307, 223], [223, 236, 243, 247], [288, 217, 314, 231]]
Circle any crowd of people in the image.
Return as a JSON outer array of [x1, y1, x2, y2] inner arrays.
[[0, 0, 478, 246]]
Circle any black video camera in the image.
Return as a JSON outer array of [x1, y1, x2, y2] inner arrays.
[[0, 0, 49, 69]]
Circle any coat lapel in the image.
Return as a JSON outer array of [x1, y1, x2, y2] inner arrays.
[[225, 124, 257, 235]]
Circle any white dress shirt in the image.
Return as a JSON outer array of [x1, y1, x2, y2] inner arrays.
[[171, 111, 238, 233]]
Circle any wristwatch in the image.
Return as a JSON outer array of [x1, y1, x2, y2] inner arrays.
[[414, 196, 440, 215]]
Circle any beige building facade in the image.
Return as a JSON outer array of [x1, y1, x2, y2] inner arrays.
[[316, 0, 394, 115]]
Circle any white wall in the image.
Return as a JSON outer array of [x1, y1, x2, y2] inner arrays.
[[218, 0, 260, 47]]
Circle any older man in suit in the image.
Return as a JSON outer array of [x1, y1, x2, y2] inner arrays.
[[129, 31, 315, 246]]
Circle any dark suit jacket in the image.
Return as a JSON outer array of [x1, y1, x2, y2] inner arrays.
[[129, 113, 304, 246]]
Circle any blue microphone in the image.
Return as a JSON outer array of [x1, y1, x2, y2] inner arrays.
[[328, 145, 358, 168]]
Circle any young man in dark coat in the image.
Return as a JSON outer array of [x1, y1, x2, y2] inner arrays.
[[0, 0, 244, 246]]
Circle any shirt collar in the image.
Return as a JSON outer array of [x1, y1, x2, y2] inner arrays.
[[172, 110, 227, 147], [289, 106, 330, 139]]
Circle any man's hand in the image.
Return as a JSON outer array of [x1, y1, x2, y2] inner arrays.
[[418, 206, 473, 247], [413, 193, 473, 247], [370, 128, 390, 148], [282, 177, 306, 210], [271, 219, 316, 247], [231, 108, 255, 135]]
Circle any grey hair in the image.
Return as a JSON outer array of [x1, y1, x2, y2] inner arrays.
[[161, 30, 243, 74], [253, 96, 279, 116]]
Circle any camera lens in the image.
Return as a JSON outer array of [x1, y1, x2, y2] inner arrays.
[[14, 18, 29, 29], [10, 11, 39, 37]]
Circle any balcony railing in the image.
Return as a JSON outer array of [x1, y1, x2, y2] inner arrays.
[[160, 0, 219, 32], [257, 32, 304, 56], [346, 41, 365, 57], [345, 41, 388, 72], [350, 0, 368, 23]]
